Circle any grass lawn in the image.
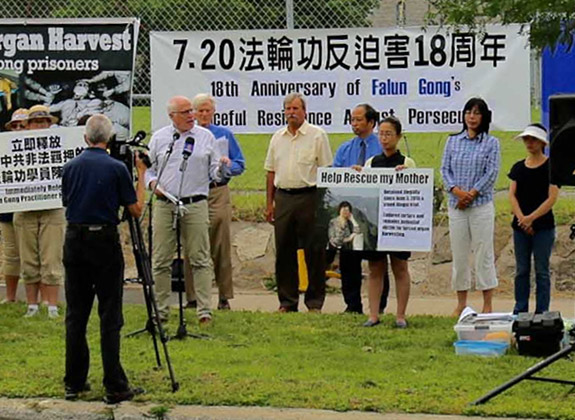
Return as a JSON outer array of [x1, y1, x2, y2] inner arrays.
[[1, 303, 575, 418]]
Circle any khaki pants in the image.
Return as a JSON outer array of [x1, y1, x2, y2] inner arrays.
[[152, 199, 213, 319], [185, 184, 233, 302], [13, 209, 65, 285], [0, 221, 20, 277]]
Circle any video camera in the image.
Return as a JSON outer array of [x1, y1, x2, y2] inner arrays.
[[108, 130, 151, 177]]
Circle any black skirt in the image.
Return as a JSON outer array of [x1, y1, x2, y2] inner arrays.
[[359, 250, 411, 262]]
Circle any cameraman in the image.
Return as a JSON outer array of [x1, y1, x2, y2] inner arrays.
[[61, 114, 146, 404]]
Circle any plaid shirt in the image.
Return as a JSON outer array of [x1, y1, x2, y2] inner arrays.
[[440, 131, 501, 209]]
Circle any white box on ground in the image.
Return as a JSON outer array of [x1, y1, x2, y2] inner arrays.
[[454, 320, 513, 344]]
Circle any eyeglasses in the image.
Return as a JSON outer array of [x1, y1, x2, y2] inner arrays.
[[171, 109, 194, 115], [464, 110, 482, 116], [10, 123, 26, 129], [378, 131, 397, 139]]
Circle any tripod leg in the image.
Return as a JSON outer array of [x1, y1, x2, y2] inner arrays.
[[125, 278, 162, 368], [472, 344, 575, 405], [144, 286, 162, 368], [125, 326, 148, 338], [126, 214, 178, 391], [147, 283, 180, 392]]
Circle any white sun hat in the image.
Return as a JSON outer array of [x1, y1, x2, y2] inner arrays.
[[515, 124, 548, 144]]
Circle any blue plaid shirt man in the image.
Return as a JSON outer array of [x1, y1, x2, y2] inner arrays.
[[440, 131, 501, 209]]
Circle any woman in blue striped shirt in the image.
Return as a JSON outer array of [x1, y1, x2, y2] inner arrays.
[[440, 98, 501, 316]]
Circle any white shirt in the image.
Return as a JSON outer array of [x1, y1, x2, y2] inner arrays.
[[145, 124, 222, 197]]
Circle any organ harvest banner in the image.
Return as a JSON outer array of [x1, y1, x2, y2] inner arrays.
[[0, 18, 139, 141], [0, 126, 85, 213], [150, 24, 529, 133], [317, 167, 434, 252]]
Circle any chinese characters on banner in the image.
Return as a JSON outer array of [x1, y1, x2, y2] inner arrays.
[[151, 25, 529, 133], [318, 168, 433, 252], [0, 127, 85, 213]]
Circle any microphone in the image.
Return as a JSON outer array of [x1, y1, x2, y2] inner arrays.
[[179, 137, 195, 171], [182, 137, 195, 159], [167, 132, 180, 155], [129, 130, 146, 145]]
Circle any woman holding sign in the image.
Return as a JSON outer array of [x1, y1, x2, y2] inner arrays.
[[356, 116, 415, 328], [440, 98, 501, 316]]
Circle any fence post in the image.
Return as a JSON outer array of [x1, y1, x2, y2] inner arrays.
[[286, 0, 294, 29], [396, 0, 406, 26]]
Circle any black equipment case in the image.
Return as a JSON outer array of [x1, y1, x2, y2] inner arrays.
[[512, 311, 564, 357]]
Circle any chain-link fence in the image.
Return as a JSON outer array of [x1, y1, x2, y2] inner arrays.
[[0, 0, 541, 105], [1, 0, 385, 104]]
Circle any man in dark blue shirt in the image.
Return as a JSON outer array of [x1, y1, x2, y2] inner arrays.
[[61, 114, 145, 404], [332, 104, 388, 314]]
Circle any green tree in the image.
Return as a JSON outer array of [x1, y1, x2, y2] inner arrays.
[[426, 0, 575, 52]]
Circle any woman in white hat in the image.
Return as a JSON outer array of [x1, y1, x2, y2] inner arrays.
[[508, 123, 559, 314]]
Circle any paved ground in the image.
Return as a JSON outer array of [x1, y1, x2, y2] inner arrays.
[[0, 398, 544, 420], [191, 291, 575, 318], [4, 284, 575, 318]]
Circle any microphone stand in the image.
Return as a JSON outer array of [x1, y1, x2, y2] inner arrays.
[[127, 134, 179, 340], [171, 155, 209, 340], [141, 134, 179, 263]]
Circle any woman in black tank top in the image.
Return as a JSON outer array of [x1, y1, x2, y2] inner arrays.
[[354, 116, 414, 329]]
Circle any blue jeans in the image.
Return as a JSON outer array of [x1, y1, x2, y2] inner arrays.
[[513, 228, 555, 314]]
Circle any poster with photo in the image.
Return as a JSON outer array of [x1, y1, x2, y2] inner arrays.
[[0, 18, 139, 141], [317, 167, 433, 252]]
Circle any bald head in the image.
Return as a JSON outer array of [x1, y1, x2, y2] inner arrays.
[[168, 95, 195, 132], [167, 96, 192, 114]]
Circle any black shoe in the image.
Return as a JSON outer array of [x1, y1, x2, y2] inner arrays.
[[344, 307, 363, 314], [104, 386, 144, 404], [217, 299, 231, 310], [185, 300, 197, 309], [65, 382, 91, 400]]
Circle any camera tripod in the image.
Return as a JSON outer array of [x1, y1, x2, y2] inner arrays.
[[110, 132, 179, 392], [472, 327, 575, 405], [124, 211, 179, 392]]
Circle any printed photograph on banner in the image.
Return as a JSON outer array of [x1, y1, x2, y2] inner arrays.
[[0, 19, 138, 138], [318, 187, 380, 252], [317, 167, 434, 252], [20, 71, 131, 139]]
